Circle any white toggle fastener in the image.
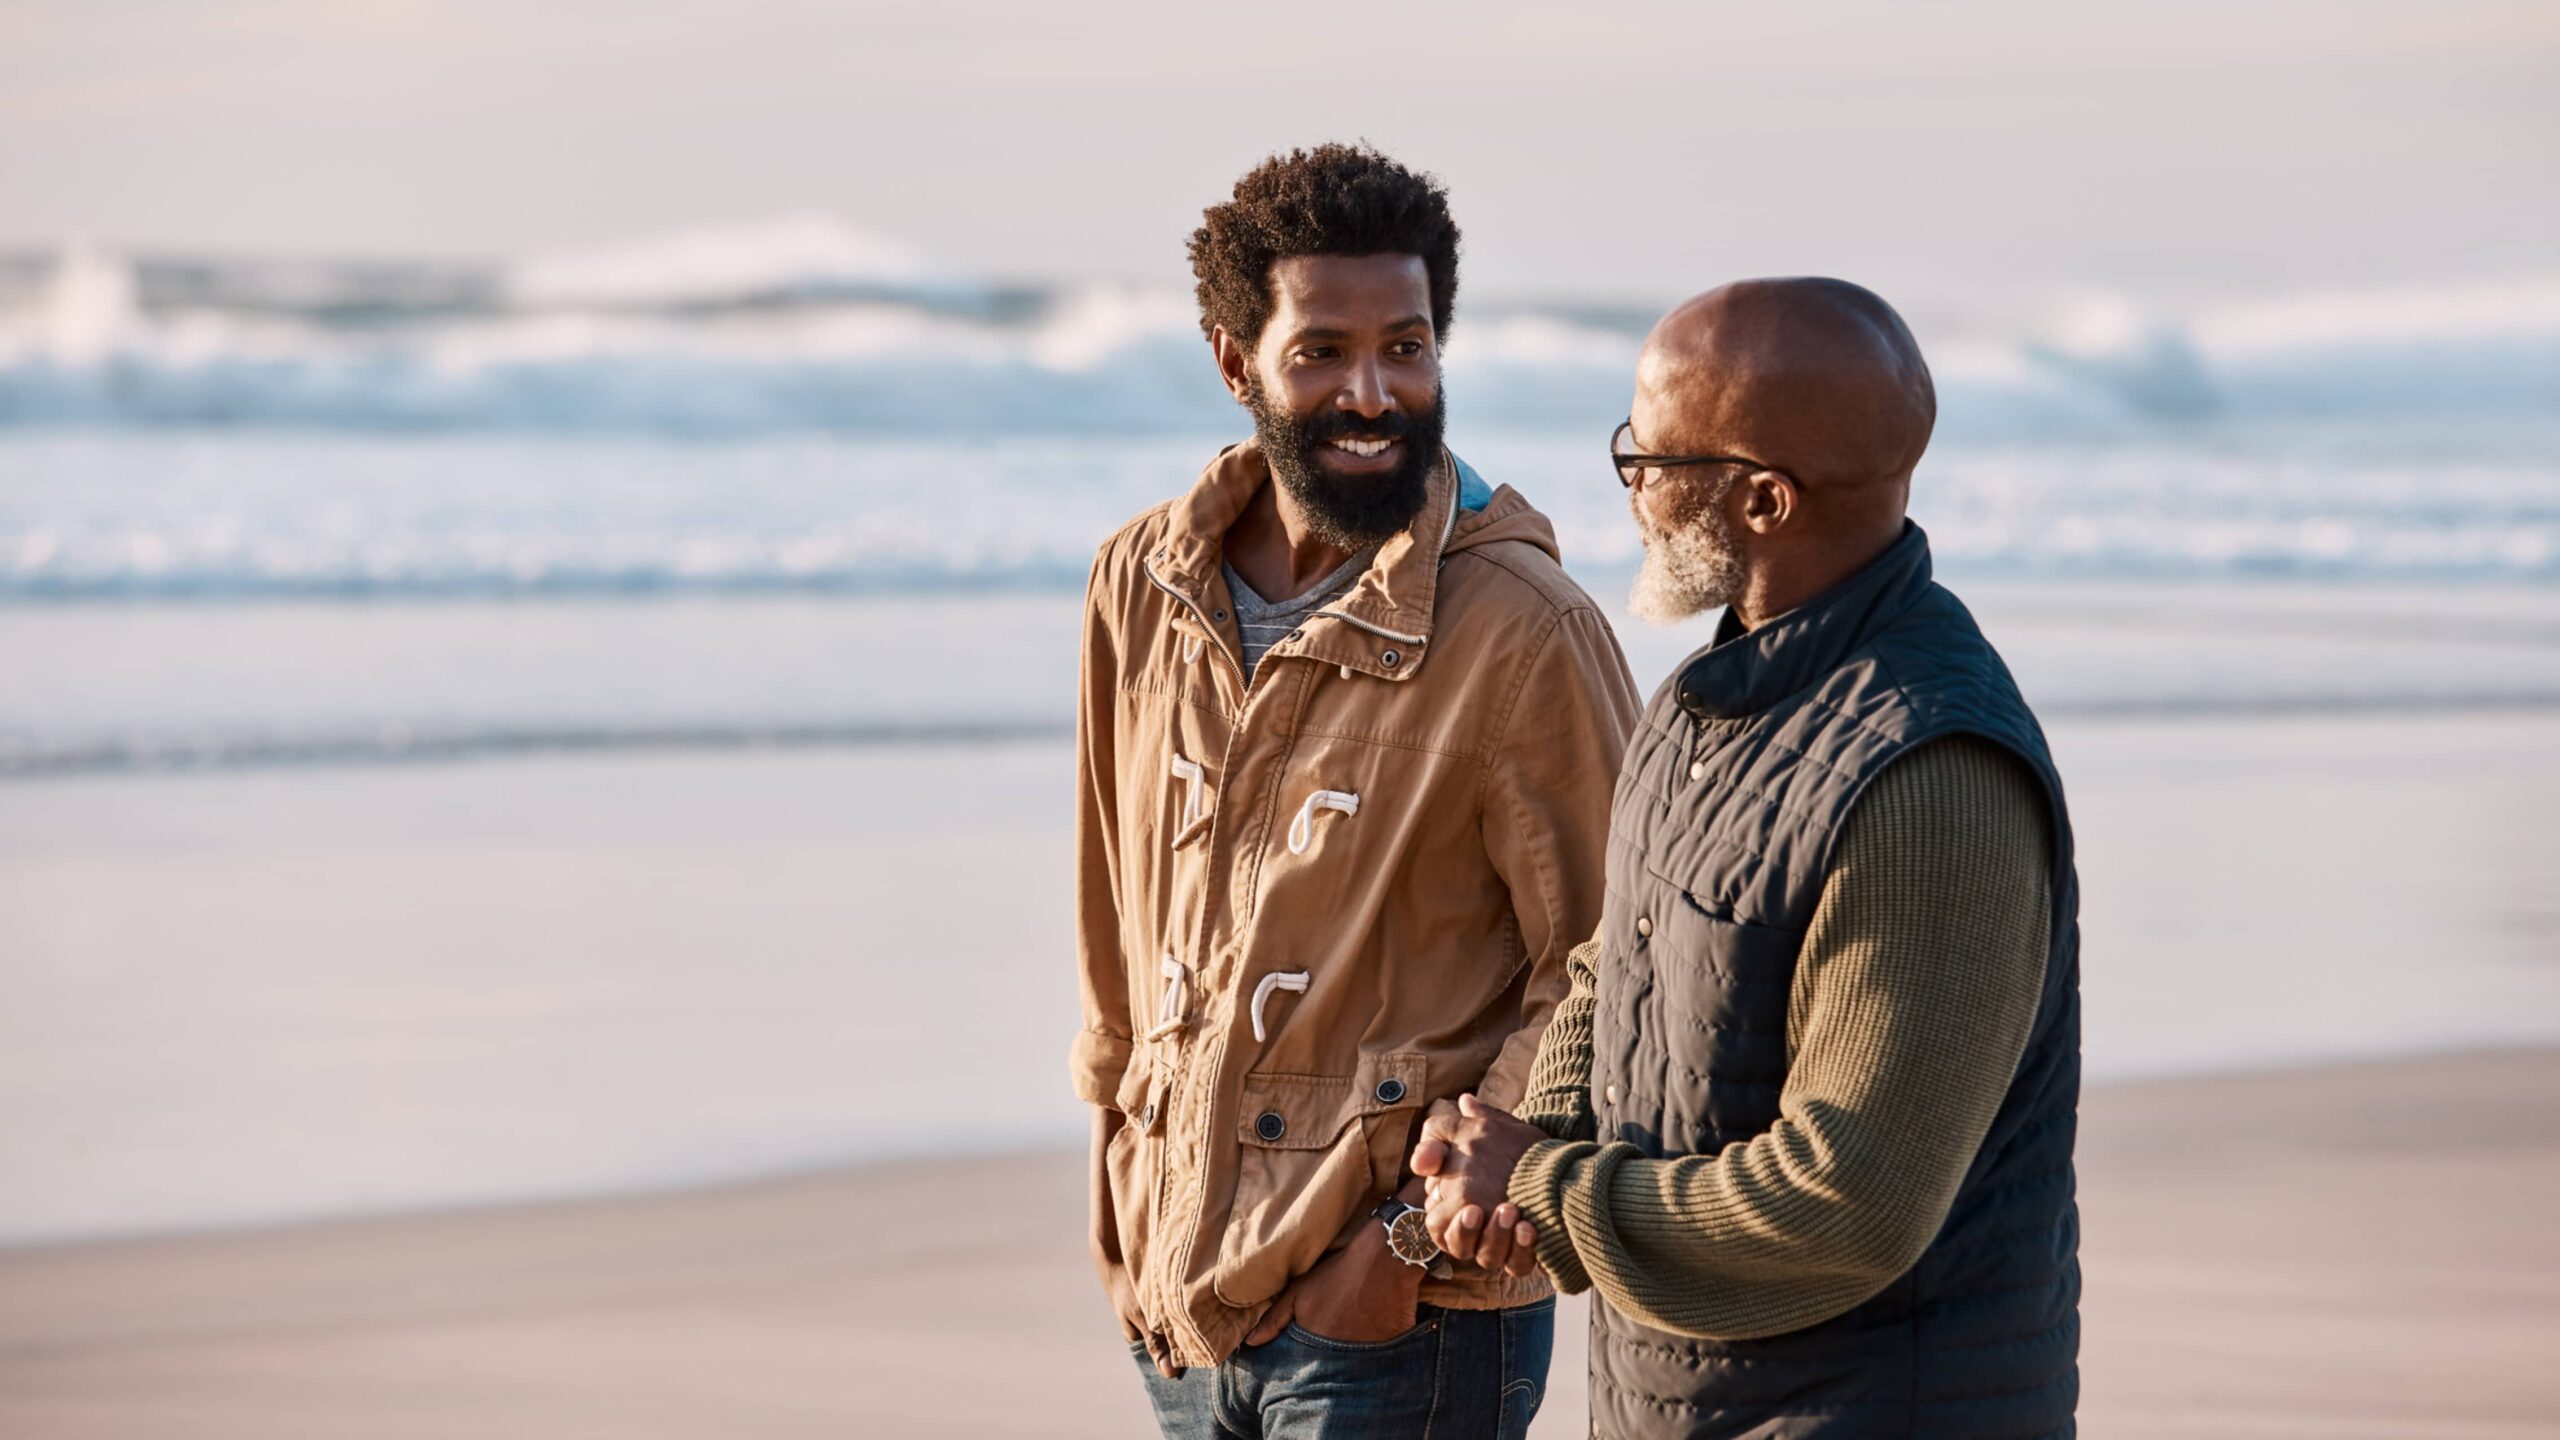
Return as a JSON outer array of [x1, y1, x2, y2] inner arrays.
[[1143, 954, 1190, 1041], [1286, 789, 1360, 855], [1250, 970, 1311, 1042], [1168, 752, 1211, 849], [1182, 635, 1203, 664]]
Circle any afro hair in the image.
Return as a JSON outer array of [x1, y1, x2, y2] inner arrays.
[[1187, 143, 1461, 350]]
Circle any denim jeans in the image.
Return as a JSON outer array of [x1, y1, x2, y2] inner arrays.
[[1134, 1299, 1554, 1439]]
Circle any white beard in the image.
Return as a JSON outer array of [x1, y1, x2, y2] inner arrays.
[[1628, 508, 1743, 625]]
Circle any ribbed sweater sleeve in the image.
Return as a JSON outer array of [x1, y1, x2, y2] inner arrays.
[[1517, 931, 1603, 1144], [1506, 736, 2052, 1339]]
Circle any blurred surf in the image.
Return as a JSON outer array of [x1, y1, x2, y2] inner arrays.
[[3, 220, 2556, 440], [4, 218, 2556, 600], [2, 427, 2554, 602], [9, 583, 2560, 778]]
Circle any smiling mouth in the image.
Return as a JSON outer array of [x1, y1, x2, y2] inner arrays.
[[1330, 437, 1398, 458]]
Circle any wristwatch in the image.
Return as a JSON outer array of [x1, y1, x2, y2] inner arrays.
[[1374, 1197, 1455, 1279]]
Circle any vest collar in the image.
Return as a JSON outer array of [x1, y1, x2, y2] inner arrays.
[[1676, 521, 1937, 721]]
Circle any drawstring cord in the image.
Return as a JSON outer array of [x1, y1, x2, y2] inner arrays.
[[1286, 789, 1360, 855], [1250, 970, 1310, 1042]]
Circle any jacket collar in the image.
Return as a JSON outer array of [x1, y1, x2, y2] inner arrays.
[[1143, 437, 1462, 682], [1675, 521, 1936, 721]]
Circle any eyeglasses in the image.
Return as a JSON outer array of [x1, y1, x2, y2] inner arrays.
[[1610, 419, 1796, 491]]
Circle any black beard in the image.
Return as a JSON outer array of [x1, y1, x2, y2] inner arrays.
[[1246, 380, 1445, 550]]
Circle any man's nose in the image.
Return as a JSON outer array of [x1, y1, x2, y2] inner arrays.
[[1337, 357, 1394, 418]]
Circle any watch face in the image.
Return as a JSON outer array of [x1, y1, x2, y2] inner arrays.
[[1387, 1207, 1440, 1266]]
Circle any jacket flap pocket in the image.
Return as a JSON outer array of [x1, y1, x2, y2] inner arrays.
[[1112, 1061, 1153, 1121], [1235, 1054, 1426, 1152]]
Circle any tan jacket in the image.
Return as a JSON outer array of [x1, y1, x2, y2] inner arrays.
[[1071, 439, 1639, 1366]]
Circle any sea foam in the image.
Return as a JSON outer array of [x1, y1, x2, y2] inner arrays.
[[3, 223, 2556, 439], [1, 222, 2556, 598]]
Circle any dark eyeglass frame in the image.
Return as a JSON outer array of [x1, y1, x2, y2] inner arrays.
[[1610, 419, 1797, 491]]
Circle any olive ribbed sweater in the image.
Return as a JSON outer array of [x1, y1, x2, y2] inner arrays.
[[1508, 735, 2052, 1339]]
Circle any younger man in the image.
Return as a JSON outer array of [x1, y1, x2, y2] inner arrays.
[[1070, 145, 1638, 1436]]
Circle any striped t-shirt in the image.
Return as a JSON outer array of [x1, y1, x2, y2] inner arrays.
[[1222, 547, 1377, 683]]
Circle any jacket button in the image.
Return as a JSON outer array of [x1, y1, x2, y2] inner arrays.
[[1635, 915, 1653, 938], [1212, 609, 1227, 622], [1605, 1083, 1622, 1105], [1374, 1078, 1407, 1105], [1688, 761, 1705, 781], [1141, 1100, 1158, 1127], [1255, 1111, 1287, 1142], [1380, 649, 1401, 668]]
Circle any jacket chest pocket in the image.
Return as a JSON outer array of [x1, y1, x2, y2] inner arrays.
[[1210, 1054, 1426, 1310]]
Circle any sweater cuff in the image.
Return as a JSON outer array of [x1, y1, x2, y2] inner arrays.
[[1516, 1090, 1595, 1144], [1508, 1138, 1597, 1295], [1068, 1028, 1132, 1108]]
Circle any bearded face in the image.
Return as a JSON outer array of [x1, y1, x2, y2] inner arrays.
[[1246, 376, 1445, 551], [1628, 469, 1745, 625]]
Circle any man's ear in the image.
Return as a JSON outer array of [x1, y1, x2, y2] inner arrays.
[[1210, 327, 1254, 404], [1739, 471, 1798, 536]]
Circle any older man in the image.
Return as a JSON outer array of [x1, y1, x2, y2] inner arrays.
[[1414, 278, 2082, 1439]]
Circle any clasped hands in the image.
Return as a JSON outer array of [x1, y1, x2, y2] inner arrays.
[[1408, 1093, 1549, 1279], [1134, 1093, 1549, 1374]]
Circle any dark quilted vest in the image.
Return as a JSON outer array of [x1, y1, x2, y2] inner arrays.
[[1587, 525, 2081, 1440]]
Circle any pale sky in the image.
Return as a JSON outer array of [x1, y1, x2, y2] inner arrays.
[[2, 0, 2554, 302]]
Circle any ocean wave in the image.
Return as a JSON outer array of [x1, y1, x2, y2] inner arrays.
[[2, 222, 2556, 598], [502, 215, 979, 310], [2, 429, 2557, 601], [2, 224, 2557, 438]]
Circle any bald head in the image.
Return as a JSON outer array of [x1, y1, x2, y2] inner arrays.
[[1636, 277, 1935, 492], [1624, 278, 1935, 629]]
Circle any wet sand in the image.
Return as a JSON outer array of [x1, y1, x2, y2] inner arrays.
[[6, 707, 2558, 1248], [3, 1048, 2555, 1438]]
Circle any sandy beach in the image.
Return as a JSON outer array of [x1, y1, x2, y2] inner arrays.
[[1, 1048, 2553, 1438], [8, 690, 2560, 1245], [5, 590, 2560, 1436]]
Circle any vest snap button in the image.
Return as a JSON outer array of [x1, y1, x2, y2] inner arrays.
[[1605, 1083, 1622, 1106], [1374, 1078, 1407, 1105], [1255, 1111, 1287, 1142], [1635, 915, 1653, 938], [1688, 761, 1705, 781], [1380, 649, 1400, 668]]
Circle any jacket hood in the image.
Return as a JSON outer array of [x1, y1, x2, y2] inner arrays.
[[1444, 478, 1562, 563]]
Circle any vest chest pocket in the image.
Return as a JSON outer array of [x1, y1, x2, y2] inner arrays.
[[1650, 886, 1803, 1082], [1211, 1054, 1426, 1310]]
